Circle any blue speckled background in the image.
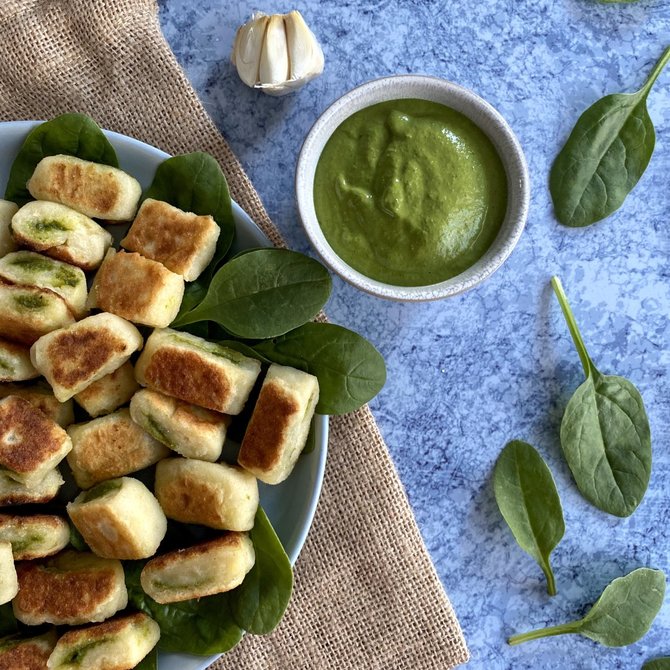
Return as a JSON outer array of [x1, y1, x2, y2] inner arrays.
[[159, 1, 669, 668]]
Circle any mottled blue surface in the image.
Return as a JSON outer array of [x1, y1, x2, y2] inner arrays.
[[159, 1, 669, 668]]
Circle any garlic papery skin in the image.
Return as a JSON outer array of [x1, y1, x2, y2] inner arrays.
[[232, 11, 324, 96]]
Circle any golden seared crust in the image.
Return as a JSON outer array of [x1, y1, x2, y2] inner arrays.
[[0, 469, 62, 505], [239, 380, 298, 473], [55, 611, 150, 645], [0, 338, 38, 382], [0, 383, 74, 427], [0, 396, 71, 479], [92, 250, 184, 328], [30, 313, 143, 402], [74, 361, 139, 418], [0, 631, 57, 670], [146, 532, 245, 571], [27, 155, 141, 221], [0, 514, 70, 560], [13, 551, 127, 626], [155, 459, 258, 531], [0, 282, 74, 345], [121, 199, 219, 280], [66, 409, 169, 489]]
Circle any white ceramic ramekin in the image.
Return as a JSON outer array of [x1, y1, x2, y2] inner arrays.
[[296, 75, 530, 301]]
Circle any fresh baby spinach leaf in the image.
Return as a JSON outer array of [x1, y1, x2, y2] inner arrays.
[[134, 647, 157, 670], [550, 46, 670, 227], [145, 152, 235, 271], [230, 507, 293, 634], [0, 604, 18, 637], [508, 567, 665, 646], [552, 276, 651, 517], [125, 561, 244, 655], [644, 659, 670, 670], [5, 113, 119, 206], [254, 322, 386, 415], [493, 440, 564, 596], [172, 249, 332, 339]]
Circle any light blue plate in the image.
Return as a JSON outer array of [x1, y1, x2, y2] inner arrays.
[[0, 121, 328, 670]]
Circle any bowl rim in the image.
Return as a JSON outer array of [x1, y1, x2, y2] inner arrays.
[[295, 74, 530, 301]]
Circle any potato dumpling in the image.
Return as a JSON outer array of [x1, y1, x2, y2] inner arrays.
[[0, 541, 18, 605], [130, 388, 229, 462], [141, 533, 254, 604], [0, 251, 88, 318], [13, 550, 127, 626], [0, 396, 72, 488], [155, 458, 259, 531], [0, 468, 63, 506], [30, 313, 143, 401], [0, 337, 38, 382], [0, 514, 70, 560], [67, 477, 167, 560], [0, 382, 74, 427], [87, 249, 184, 328], [238, 363, 319, 485], [0, 282, 74, 345], [74, 361, 139, 418], [27, 154, 141, 221], [121, 198, 220, 281], [66, 409, 169, 489], [135, 328, 261, 415], [47, 613, 160, 670], [11, 200, 112, 271], [0, 630, 57, 670], [0, 199, 18, 257]]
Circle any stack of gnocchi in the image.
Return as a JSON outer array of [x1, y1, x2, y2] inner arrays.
[[0, 154, 319, 669]]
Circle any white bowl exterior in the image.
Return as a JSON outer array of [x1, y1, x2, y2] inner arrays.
[[0, 120, 328, 670], [296, 75, 530, 300]]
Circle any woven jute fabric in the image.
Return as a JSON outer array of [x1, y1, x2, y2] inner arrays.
[[0, 1, 469, 668]]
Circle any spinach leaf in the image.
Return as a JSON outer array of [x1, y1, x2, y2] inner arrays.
[[552, 276, 651, 517], [644, 659, 670, 670], [550, 46, 670, 227], [217, 339, 272, 364], [230, 507, 293, 634], [5, 113, 119, 206], [254, 322, 386, 415], [508, 567, 665, 646], [493, 440, 564, 596], [125, 561, 244, 655], [135, 647, 157, 670], [172, 249, 332, 339], [0, 604, 17, 638], [144, 152, 235, 273]]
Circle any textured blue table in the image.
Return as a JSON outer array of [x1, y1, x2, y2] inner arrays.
[[160, 2, 670, 668]]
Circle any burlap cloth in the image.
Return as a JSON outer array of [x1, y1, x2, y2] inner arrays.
[[0, 1, 469, 668]]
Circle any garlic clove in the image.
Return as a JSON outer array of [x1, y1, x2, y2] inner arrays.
[[232, 10, 324, 96], [231, 13, 269, 88], [259, 15, 290, 86], [285, 10, 324, 83]]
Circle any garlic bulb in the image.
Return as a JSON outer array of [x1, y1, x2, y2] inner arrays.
[[232, 11, 324, 96]]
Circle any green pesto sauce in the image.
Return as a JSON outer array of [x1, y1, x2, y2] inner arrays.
[[13, 294, 46, 310], [313, 99, 508, 286], [9, 255, 80, 288], [0, 357, 12, 373], [31, 219, 70, 237], [81, 479, 122, 502], [170, 334, 245, 364], [146, 415, 176, 450]]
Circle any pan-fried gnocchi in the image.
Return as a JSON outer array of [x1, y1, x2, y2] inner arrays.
[[0, 514, 70, 560], [0, 541, 18, 605], [11, 200, 112, 270], [0, 468, 63, 506], [47, 613, 160, 670], [87, 249, 184, 328], [0, 382, 74, 426], [141, 533, 255, 603], [0, 630, 57, 670], [121, 198, 220, 281], [0, 199, 18, 257], [0, 337, 38, 382], [0, 281, 75, 345], [0, 251, 88, 317], [27, 154, 142, 221], [74, 360, 139, 417], [30, 313, 143, 401]]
